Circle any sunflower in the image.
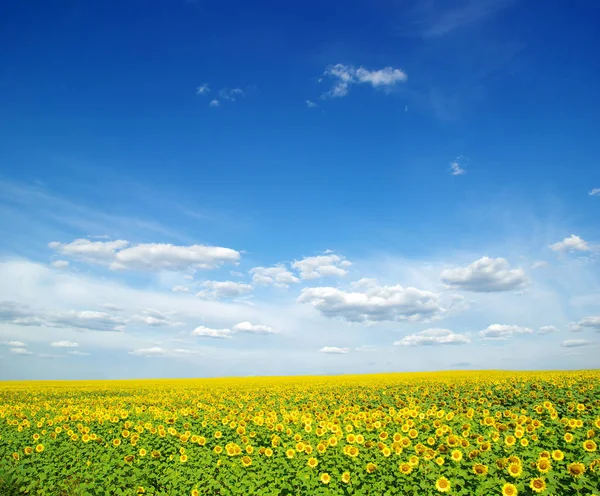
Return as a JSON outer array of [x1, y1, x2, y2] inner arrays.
[[399, 463, 413, 475], [508, 463, 523, 477], [366, 462, 377, 474], [435, 477, 451, 493], [536, 458, 551, 473], [241, 456, 251, 467], [151, 450, 161, 458], [551, 449, 564, 461], [264, 448, 273, 457], [564, 432, 574, 443], [307, 457, 318, 468], [112, 438, 121, 447], [124, 455, 134, 463], [583, 440, 597, 452], [320, 473, 331, 484], [191, 491, 199, 496], [567, 462, 585, 477], [35, 444, 44, 453], [286, 449, 295, 459], [180, 454, 188, 463], [502, 482, 518, 496], [139, 448, 147, 457], [505, 435, 516, 446], [473, 463, 488, 476], [341, 472, 351, 484], [529, 478, 546, 493]]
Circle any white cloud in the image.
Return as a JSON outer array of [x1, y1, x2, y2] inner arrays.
[[306, 100, 318, 108], [209, 99, 220, 107], [232, 321, 278, 335], [298, 282, 448, 324], [0, 301, 126, 332], [171, 285, 190, 293], [319, 346, 351, 354], [321, 64, 407, 99], [129, 347, 168, 357], [292, 254, 351, 280], [549, 234, 591, 253], [479, 324, 534, 340], [51, 260, 69, 269], [2, 340, 26, 347], [393, 328, 470, 346], [49, 239, 241, 271], [569, 316, 600, 332], [561, 339, 593, 348], [67, 350, 90, 356], [103, 303, 123, 312], [10, 347, 33, 355], [538, 326, 559, 335], [196, 83, 210, 95], [51, 341, 79, 348], [449, 156, 466, 175], [530, 261, 549, 270], [219, 88, 245, 101], [589, 188, 600, 196], [250, 264, 299, 288], [191, 325, 233, 339], [440, 257, 527, 292], [131, 309, 182, 327], [196, 280, 253, 300]]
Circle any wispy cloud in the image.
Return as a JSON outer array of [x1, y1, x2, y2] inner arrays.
[[394, 328, 470, 346], [209, 99, 220, 107], [319, 346, 351, 354], [589, 188, 600, 196], [306, 100, 318, 108], [196, 83, 210, 95]]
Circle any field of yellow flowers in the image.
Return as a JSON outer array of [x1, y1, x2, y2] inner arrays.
[[1, 370, 599, 495]]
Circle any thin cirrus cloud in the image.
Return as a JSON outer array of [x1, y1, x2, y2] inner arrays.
[[128, 347, 200, 357], [449, 156, 466, 175], [549, 234, 591, 253], [297, 281, 452, 324], [48, 238, 241, 271], [440, 257, 528, 292], [320, 64, 407, 99], [561, 339, 593, 348], [393, 328, 470, 346], [306, 100, 318, 108], [196, 83, 247, 107], [589, 188, 600, 196], [130, 309, 183, 327], [537, 326, 559, 335], [0, 301, 126, 332]]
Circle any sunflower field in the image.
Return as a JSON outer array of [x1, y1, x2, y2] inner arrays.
[[1, 370, 599, 495]]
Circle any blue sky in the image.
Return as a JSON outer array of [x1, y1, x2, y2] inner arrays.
[[0, 0, 599, 380]]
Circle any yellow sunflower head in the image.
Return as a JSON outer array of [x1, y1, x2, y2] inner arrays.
[[435, 477, 451, 493]]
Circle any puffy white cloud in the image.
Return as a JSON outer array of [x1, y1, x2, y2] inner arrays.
[[292, 254, 351, 280], [196, 281, 253, 300], [209, 99, 220, 107], [51, 341, 79, 348], [250, 264, 299, 288], [232, 321, 278, 334], [479, 324, 534, 340], [531, 261, 549, 270], [538, 326, 559, 335], [549, 234, 591, 253], [51, 260, 69, 269], [0, 301, 126, 332], [568, 316, 600, 333], [440, 257, 527, 292], [298, 282, 447, 324], [191, 325, 233, 339], [393, 328, 470, 346], [49, 239, 241, 271], [589, 188, 600, 196], [321, 64, 407, 98], [319, 346, 351, 354], [10, 347, 33, 355], [561, 339, 593, 348]]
